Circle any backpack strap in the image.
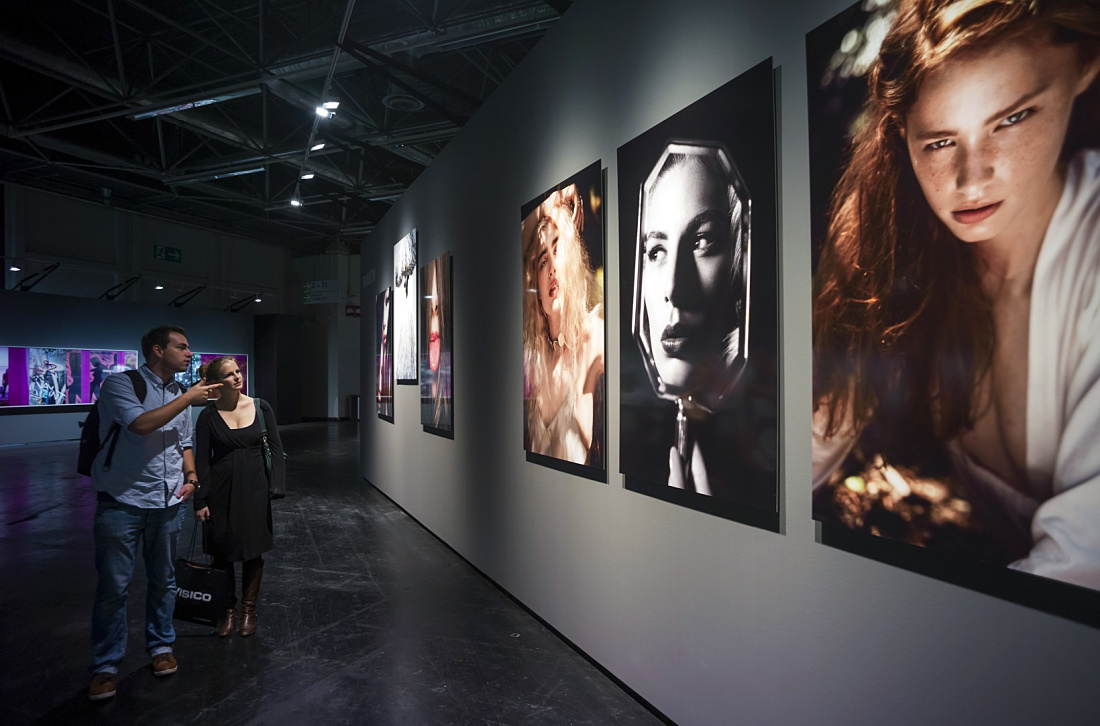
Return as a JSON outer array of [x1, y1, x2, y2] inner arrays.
[[102, 369, 148, 471], [254, 398, 273, 475], [123, 368, 148, 403]]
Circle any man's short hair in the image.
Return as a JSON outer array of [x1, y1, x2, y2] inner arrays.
[[141, 325, 187, 360]]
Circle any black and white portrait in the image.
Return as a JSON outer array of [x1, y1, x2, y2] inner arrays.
[[618, 59, 779, 526]]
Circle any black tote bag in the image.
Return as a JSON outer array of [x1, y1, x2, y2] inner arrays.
[[174, 524, 230, 625]]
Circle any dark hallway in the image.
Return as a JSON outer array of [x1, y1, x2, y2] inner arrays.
[[0, 422, 663, 725]]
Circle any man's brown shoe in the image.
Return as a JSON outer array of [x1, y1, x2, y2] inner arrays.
[[151, 652, 178, 677], [88, 672, 117, 701]]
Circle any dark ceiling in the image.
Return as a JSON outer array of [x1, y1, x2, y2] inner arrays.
[[0, 0, 570, 255]]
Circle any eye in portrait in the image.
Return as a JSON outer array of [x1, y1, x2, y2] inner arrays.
[[618, 59, 779, 526], [421, 253, 453, 434], [521, 161, 606, 475], [809, 0, 1100, 591]]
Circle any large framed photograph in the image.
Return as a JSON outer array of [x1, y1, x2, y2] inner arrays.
[[421, 252, 453, 436], [618, 59, 779, 528], [0, 346, 137, 408], [394, 229, 418, 385], [521, 160, 606, 479], [808, 0, 1100, 599], [376, 287, 394, 422]]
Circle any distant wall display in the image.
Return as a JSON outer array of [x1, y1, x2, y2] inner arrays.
[[376, 287, 394, 422], [175, 353, 249, 394], [0, 346, 137, 407], [521, 160, 606, 475], [394, 229, 418, 384], [420, 253, 453, 434], [618, 59, 779, 526], [808, 0, 1100, 591]]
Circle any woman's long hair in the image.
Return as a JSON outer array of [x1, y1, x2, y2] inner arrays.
[[814, 0, 1100, 454], [522, 186, 599, 450]]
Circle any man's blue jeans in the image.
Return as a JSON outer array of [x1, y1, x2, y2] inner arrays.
[[91, 499, 183, 674]]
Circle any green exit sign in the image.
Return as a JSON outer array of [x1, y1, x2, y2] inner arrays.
[[153, 244, 182, 263]]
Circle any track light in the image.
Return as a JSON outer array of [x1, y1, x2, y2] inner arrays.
[[290, 199, 303, 207], [254, 296, 262, 303], [311, 142, 325, 151], [315, 106, 333, 118], [322, 100, 340, 110], [9, 265, 20, 272], [155, 284, 164, 290], [300, 173, 315, 180]]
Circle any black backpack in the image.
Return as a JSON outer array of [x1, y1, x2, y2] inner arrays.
[[77, 369, 148, 476]]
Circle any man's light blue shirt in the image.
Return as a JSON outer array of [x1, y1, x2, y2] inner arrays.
[[90, 365, 192, 509]]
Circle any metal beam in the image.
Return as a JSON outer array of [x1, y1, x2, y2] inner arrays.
[[340, 42, 468, 127], [339, 38, 480, 109]]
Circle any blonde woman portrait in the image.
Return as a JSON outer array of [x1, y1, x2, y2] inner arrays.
[[521, 164, 606, 471]]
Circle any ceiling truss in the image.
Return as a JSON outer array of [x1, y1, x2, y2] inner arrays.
[[0, 0, 569, 254]]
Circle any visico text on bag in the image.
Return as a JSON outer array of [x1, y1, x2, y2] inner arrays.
[[174, 524, 230, 626], [77, 370, 147, 476], [176, 589, 213, 602]]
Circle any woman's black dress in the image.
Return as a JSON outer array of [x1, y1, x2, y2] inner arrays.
[[193, 399, 285, 561]]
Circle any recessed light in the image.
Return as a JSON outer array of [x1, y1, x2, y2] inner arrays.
[[154, 284, 164, 290], [9, 265, 20, 272]]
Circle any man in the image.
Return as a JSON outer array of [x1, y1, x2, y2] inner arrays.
[[633, 142, 751, 495], [87, 325, 221, 701]]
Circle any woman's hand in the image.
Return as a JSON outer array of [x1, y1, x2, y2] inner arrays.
[[195, 507, 211, 522]]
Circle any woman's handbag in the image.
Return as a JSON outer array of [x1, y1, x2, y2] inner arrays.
[[173, 524, 230, 626], [254, 397, 285, 499]]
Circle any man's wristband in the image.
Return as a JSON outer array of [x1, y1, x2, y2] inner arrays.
[[184, 478, 199, 487]]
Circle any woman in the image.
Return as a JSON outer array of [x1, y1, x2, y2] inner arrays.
[[813, 0, 1100, 587], [632, 142, 751, 495], [522, 183, 605, 467], [193, 356, 285, 636], [421, 254, 452, 431]]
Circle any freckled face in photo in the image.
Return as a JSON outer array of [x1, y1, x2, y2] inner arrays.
[[904, 35, 1099, 246]]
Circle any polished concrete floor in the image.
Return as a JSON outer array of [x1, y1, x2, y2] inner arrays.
[[0, 422, 665, 726]]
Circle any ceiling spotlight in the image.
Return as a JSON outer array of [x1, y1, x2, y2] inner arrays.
[[300, 172, 315, 180], [154, 284, 164, 290], [290, 199, 303, 207], [254, 297, 262, 303], [315, 106, 333, 118], [311, 142, 325, 151], [322, 100, 340, 110], [9, 265, 20, 272]]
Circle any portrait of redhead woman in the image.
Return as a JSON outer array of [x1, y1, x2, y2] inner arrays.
[[192, 356, 285, 636], [521, 178, 605, 469], [812, 0, 1100, 588]]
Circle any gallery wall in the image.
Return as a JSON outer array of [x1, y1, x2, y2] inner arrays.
[[0, 289, 253, 445], [359, 1, 1100, 724]]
